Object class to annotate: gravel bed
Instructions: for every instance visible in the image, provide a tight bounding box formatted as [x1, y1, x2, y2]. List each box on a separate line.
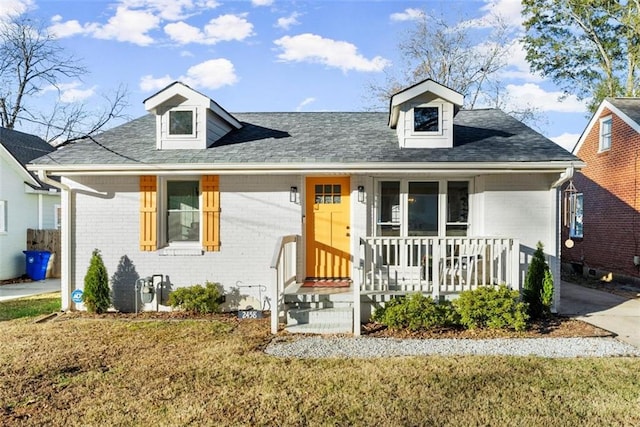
[265, 336, 640, 359]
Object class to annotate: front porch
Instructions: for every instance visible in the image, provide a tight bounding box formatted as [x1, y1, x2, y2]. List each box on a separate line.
[271, 235, 521, 336]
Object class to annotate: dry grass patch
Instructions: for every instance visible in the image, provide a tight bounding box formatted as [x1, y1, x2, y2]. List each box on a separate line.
[1, 314, 639, 426]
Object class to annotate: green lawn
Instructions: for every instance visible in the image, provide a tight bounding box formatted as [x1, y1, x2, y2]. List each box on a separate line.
[1, 313, 639, 426]
[0, 292, 60, 321]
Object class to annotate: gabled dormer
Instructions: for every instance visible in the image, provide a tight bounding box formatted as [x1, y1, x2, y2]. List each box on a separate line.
[388, 79, 463, 149]
[143, 82, 242, 150]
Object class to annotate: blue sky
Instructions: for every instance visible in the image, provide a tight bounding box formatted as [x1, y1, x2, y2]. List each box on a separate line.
[2, 0, 589, 150]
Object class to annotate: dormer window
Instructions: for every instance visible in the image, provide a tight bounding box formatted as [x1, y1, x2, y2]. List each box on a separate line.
[169, 109, 195, 136]
[414, 106, 440, 132]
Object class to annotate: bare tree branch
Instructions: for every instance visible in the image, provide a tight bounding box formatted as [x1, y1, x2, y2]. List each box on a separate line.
[0, 15, 129, 144]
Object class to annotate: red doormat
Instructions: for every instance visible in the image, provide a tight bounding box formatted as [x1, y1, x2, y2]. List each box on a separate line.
[302, 279, 352, 288]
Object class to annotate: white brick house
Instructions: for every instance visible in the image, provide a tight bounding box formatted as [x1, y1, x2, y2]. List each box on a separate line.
[29, 80, 583, 334]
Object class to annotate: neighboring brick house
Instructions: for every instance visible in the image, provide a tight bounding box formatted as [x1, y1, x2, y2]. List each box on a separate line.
[563, 98, 640, 284]
[29, 80, 582, 334]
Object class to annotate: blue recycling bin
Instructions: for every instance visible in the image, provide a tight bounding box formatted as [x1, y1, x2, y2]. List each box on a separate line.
[23, 250, 51, 281]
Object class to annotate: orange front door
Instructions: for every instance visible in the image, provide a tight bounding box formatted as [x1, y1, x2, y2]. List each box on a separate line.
[305, 177, 351, 278]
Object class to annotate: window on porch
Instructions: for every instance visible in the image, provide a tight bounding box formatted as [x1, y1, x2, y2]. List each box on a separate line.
[376, 180, 469, 238]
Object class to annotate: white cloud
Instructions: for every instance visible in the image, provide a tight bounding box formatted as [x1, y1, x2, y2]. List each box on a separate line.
[183, 58, 238, 89]
[499, 40, 544, 82]
[0, 0, 32, 20]
[45, 0, 220, 45]
[140, 74, 174, 92]
[140, 58, 238, 92]
[505, 83, 588, 113]
[296, 97, 315, 111]
[252, 0, 273, 6]
[550, 132, 580, 152]
[276, 12, 300, 30]
[120, 0, 219, 21]
[165, 13, 254, 45]
[462, 0, 523, 29]
[390, 8, 424, 22]
[41, 82, 96, 103]
[91, 6, 160, 45]
[49, 15, 86, 38]
[274, 33, 390, 73]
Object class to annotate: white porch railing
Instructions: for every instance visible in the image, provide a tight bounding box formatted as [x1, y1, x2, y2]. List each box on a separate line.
[359, 236, 520, 298]
[270, 234, 300, 334]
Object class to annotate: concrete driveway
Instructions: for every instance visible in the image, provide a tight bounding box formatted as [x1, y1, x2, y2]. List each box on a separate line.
[0, 279, 60, 302]
[560, 280, 640, 348]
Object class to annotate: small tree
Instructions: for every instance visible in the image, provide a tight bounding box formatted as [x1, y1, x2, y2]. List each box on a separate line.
[523, 242, 553, 318]
[83, 249, 110, 313]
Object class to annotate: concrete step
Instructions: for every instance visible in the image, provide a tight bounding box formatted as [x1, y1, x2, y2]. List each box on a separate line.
[286, 307, 353, 334]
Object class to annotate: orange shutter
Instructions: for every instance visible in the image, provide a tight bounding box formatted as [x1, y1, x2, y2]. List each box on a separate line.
[139, 176, 157, 251]
[202, 175, 220, 251]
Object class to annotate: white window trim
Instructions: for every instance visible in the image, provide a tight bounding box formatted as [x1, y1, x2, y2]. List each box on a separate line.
[0, 200, 7, 233]
[157, 176, 203, 252]
[598, 115, 612, 152]
[374, 178, 471, 237]
[166, 107, 197, 139]
[54, 204, 61, 230]
[411, 103, 443, 136]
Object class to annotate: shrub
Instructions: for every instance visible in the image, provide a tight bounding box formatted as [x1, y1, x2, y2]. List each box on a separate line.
[372, 293, 459, 331]
[83, 249, 111, 313]
[523, 242, 553, 318]
[168, 282, 223, 314]
[453, 284, 529, 331]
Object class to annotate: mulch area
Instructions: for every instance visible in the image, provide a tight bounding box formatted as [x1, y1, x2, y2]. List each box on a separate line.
[362, 316, 614, 339]
[48, 310, 614, 340]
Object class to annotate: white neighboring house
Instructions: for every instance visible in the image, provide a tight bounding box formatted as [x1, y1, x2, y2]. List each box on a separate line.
[28, 80, 583, 334]
[0, 127, 60, 280]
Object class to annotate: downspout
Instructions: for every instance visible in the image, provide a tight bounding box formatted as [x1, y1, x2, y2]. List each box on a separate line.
[37, 170, 73, 311]
[550, 166, 575, 314]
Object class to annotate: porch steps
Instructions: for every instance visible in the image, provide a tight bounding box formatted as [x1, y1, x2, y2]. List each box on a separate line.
[285, 307, 353, 334]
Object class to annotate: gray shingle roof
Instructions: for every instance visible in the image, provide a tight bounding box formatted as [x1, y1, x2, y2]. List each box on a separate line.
[0, 127, 56, 188]
[609, 98, 640, 125]
[30, 109, 578, 167]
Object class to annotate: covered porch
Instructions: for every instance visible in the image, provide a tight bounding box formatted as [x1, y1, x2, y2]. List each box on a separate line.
[271, 235, 521, 335]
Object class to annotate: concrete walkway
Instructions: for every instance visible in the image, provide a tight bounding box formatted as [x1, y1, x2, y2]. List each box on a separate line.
[560, 280, 640, 348]
[0, 279, 61, 302]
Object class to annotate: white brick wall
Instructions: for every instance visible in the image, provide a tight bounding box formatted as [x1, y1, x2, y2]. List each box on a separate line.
[68, 175, 302, 309]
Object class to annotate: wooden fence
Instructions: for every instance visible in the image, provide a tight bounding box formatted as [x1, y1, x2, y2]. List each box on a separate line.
[26, 229, 61, 278]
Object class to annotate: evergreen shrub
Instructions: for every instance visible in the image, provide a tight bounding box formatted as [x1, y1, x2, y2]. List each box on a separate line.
[372, 293, 459, 331]
[83, 249, 111, 313]
[168, 282, 223, 314]
[453, 284, 529, 331]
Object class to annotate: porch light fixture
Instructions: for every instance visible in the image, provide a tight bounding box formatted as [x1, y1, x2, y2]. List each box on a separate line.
[357, 185, 365, 203]
[290, 186, 298, 203]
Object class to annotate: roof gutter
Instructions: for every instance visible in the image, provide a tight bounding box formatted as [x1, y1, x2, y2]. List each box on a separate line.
[37, 169, 71, 191]
[550, 165, 575, 188]
[29, 160, 586, 176]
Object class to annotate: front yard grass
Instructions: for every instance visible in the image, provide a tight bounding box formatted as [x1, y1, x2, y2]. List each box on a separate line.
[0, 292, 60, 321]
[1, 314, 639, 426]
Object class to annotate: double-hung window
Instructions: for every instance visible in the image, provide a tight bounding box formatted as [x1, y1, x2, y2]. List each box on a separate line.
[167, 181, 200, 243]
[599, 116, 612, 152]
[139, 175, 220, 252]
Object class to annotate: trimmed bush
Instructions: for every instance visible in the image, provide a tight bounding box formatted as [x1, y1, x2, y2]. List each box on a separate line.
[372, 293, 459, 331]
[168, 282, 223, 314]
[83, 249, 111, 313]
[523, 242, 553, 318]
[453, 284, 529, 331]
